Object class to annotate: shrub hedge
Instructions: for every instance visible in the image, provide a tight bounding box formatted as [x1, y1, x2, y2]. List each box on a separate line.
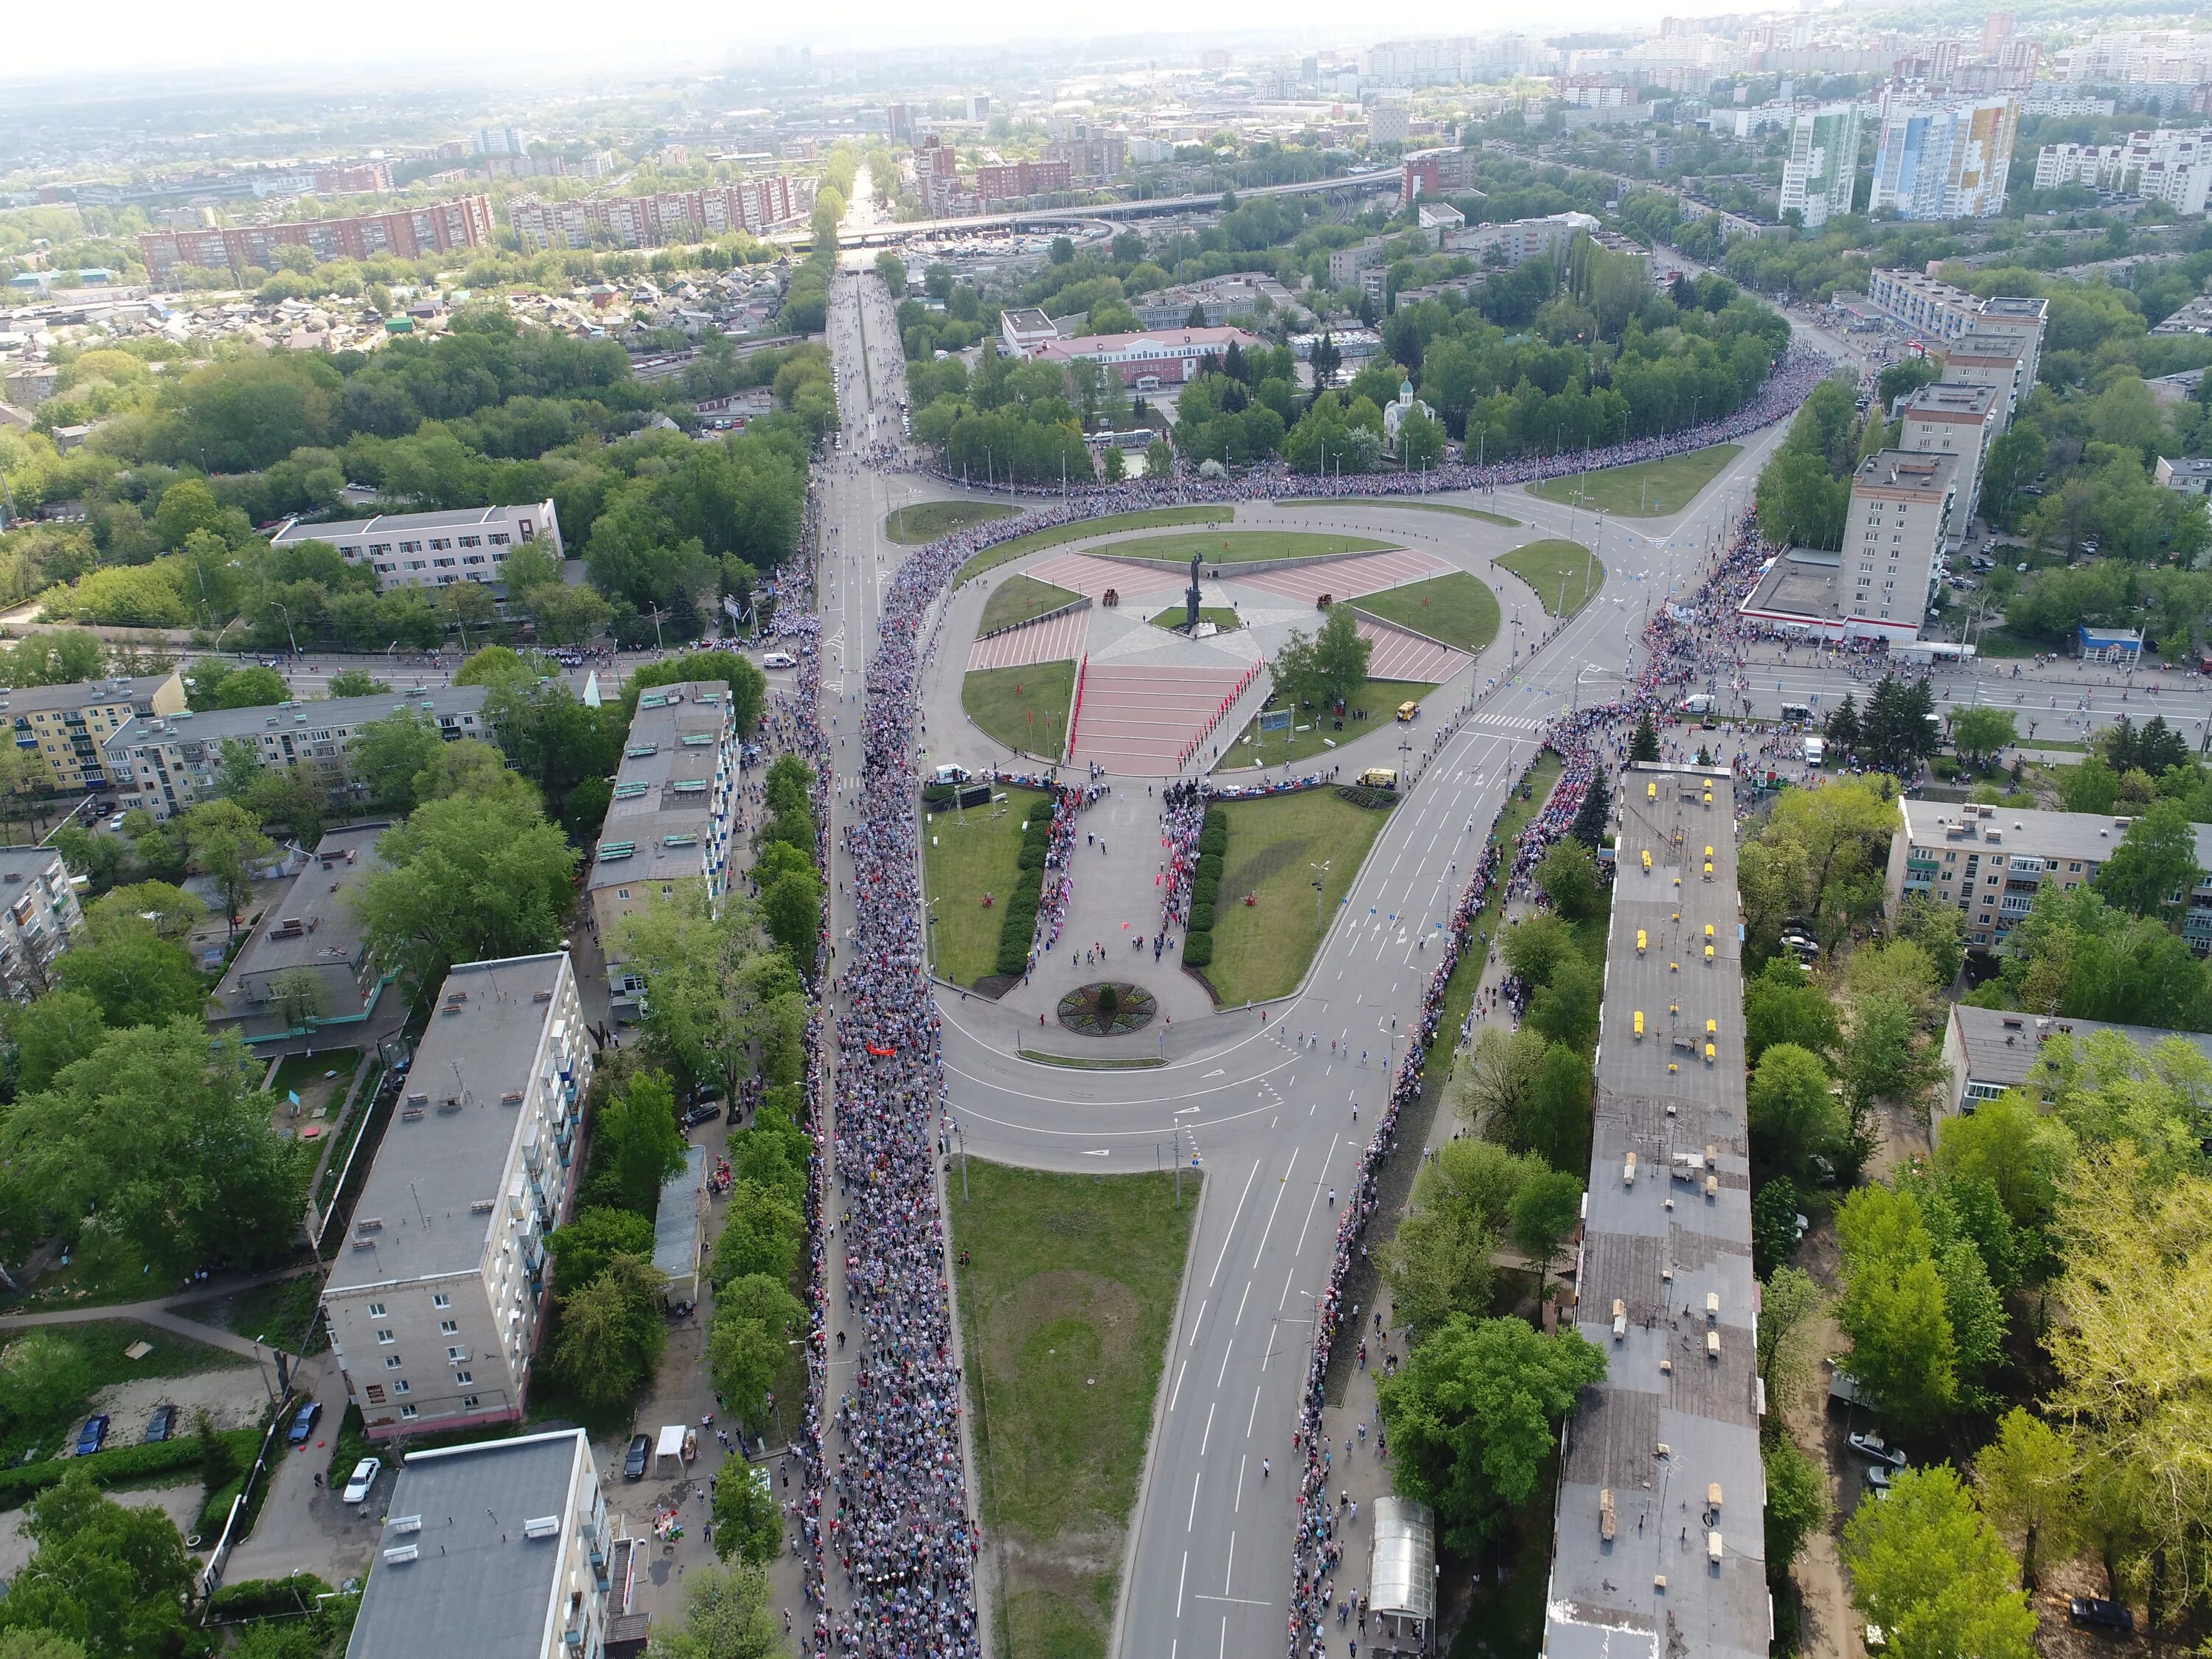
[1181, 808, 1230, 974]
[0, 1428, 257, 1508]
[1182, 932, 1214, 967]
[994, 801, 1056, 976]
[211, 1574, 334, 1620]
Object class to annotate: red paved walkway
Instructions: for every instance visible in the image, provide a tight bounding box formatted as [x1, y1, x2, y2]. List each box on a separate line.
[1356, 615, 1468, 684]
[1232, 548, 1448, 605]
[1070, 664, 1249, 773]
[967, 605, 1089, 671]
[1023, 552, 1180, 602]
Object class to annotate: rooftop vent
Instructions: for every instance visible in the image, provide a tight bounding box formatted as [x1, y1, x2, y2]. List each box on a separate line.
[389, 1515, 422, 1534]
[383, 1545, 419, 1565]
[355, 1217, 383, 1232]
[523, 1515, 560, 1540]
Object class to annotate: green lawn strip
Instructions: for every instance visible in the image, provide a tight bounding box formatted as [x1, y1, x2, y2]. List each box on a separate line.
[888, 501, 1020, 544]
[1094, 529, 1388, 566]
[980, 574, 1083, 636]
[1967, 627, 2041, 658]
[1018, 1051, 1164, 1070]
[1206, 790, 1394, 1005]
[314, 1061, 382, 1212]
[1356, 572, 1501, 655]
[952, 508, 1233, 585]
[922, 786, 1052, 987]
[1525, 442, 1740, 517]
[1221, 679, 1435, 772]
[963, 661, 1074, 761]
[1318, 748, 1562, 1411]
[1282, 498, 1520, 527]
[1497, 540, 1604, 619]
[952, 1162, 1197, 1659]
[1146, 606, 1243, 633]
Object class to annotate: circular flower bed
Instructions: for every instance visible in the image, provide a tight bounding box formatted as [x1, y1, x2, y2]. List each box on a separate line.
[1056, 981, 1157, 1036]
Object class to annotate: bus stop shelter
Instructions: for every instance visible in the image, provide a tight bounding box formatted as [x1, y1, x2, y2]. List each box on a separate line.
[1368, 1495, 1437, 1655]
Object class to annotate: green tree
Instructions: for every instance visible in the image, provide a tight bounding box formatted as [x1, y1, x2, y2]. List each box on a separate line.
[1835, 1184, 1958, 1421]
[547, 1206, 657, 1289]
[1534, 839, 1601, 922]
[1377, 1146, 1506, 1338]
[2093, 798, 2205, 925]
[0, 1332, 91, 1431]
[7, 991, 107, 1093]
[1378, 1315, 1607, 1550]
[181, 798, 277, 936]
[1520, 1044, 1593, 1174]
[649, 1563, 779, 1659]
[711, 1465, 782, 1565]
[1764, 1432, 1829, 1577]
[1948, 706, 2017, 769]
[1630, 712, 1659, 763]
[356, 793, 577, 992]
[1500, 911, 1576, 993]
[1842, 995, 1943, 1138]
[0, 1467, 192, 1659]
[613, 894, 804, 1105]
[0, 1022, 305, 1276]
[1508, 1169, 1583, 1297]
[1840, 1464, 2036, 1659]
[1744, 957, 1841, 1065]
[1451, 1024, 1548, 1141]
[325, 668, 391, 698]
[1526, 953, 1601, 1052]
[707, 1273, 804, 1423]
[552, 1254, 669, 1408]
[709, 1181, 804, 1288]
[757, 861, 823, 973]
[347, 709, 448, 812]
[1894, 892, 1966, 990]
[1756, 1265, 1823, 1414]
[1311, 602, 1374, 710]
[585, 1071, 688, 1218]
[1747, 1043, 1848, 1181]
[1973, 1408, 2078, 1590]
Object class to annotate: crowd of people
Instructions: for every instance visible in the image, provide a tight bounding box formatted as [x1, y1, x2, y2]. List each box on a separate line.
[914, 347, 1834, 509]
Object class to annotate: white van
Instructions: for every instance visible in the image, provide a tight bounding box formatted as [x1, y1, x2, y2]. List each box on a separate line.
[1680, 694, 1715, 715]
[761, 652, 797, 669]
[1804, 736, 1826, 767]
[932, 765, 973, 785]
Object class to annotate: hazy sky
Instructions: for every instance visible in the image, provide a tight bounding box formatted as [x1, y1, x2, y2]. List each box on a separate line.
[10, 0, 1688, 79]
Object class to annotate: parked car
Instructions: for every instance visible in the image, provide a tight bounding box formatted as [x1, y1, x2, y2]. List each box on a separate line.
[1849, 1433, 1908, 1467]
[288, 1400, 323, 1448]
[683, 1102, 723, 1128]
[1866, 1464, 1893, 1491]
[2069, 1599, 2134, 1633]
[143, 1405, 178, 1445]
[74, 1415, 110, 1457]
[624, 1433, 653, 1481]
[341, 1457, 381, 1504]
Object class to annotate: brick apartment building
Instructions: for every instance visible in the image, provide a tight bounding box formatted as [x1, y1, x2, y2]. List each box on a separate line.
[508, 178, 800, 251]
[138, 197, 494, 279]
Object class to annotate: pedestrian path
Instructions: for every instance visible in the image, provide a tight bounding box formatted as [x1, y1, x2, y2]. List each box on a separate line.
[1071, 664, 1248, 773]
[1234, 549, 1448, 606]
[965, 605, 1088, 672]
[1024, 552, 1181, 602]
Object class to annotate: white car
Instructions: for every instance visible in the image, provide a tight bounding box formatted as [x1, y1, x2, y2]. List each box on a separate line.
[341, 1456, 381, 1504]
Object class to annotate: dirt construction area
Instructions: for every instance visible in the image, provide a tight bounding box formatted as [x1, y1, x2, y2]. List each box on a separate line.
[91, 1366, 273, 1442]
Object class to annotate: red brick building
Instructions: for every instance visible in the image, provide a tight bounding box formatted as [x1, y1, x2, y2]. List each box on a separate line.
[139, 195, 493, 279]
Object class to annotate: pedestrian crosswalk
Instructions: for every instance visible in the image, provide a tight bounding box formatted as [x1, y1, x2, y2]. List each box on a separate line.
[1465, 712, 1547, 733]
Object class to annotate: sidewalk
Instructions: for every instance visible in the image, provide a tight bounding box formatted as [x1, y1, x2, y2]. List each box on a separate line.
[0, 1262, 323, 1363]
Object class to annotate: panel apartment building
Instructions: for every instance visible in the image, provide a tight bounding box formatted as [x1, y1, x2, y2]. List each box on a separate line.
[2034, 128, 2212, 216]
[104, 685, 490, 821]
[269, 501, 561, 591]
[1739, 450, 1958, 643]
[323, 953, 593, 1440]
[1897, 380, 2000, 535]
[346, 1430, 616, 1659]
[1869, 97, 2020, 220]
[585, 680, 740, 1009]
[508, 178, 801, 252]
[138, 197, 494, 279]
[208, 824, 394, 1046]
[1779, 104, 1863, 229]
[4, 670, 185, 794]
[0, 845, 86, 1003]
[1889, 799, 2212, 953]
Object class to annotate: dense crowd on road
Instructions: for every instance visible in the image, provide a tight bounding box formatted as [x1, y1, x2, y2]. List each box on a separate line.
[917, 347, 1833, 509]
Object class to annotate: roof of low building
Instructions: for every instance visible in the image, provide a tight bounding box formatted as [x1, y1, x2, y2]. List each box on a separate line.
[272, 501, 553, 544]
[1950, 1003, 2212, 1098]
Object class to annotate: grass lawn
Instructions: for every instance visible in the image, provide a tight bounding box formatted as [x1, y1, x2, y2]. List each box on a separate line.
[1526, 442, 1740, 517]
[1283, 498, 1519, 527]
[175, 1273, 327, 1356]
[981, 574, 1082, 634]
[953, 507, 1232, 585]
[922, 785, 1052, 987]
[1222, 680, 1436, 772]
[1967, 627, 2040, 658]
[1357, 572, 1501, 655]
[1497, 540, 1604, 618]
[964, 661, 1075, 761]
[952, 1161, 1197, 1659]
[1095, 529, 1389, 566]
[1146, 605, 1242, 633]
[887, 501, 1019, 544]
[1207, 790, 1394, 1004]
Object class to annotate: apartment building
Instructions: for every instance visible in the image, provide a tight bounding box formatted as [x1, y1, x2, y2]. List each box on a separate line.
[0, 845, 84, 1002]
[1449, 211, 1599, 272]
[345, 1429, 617, 1659]
[4, 671, 185, 794]
[1870, 97, 2019, 220]
[324, 953, 592, 1440]
[2034, 128, 2212, 215]
[1938, 1003, 2212, 1119]
[1780, 104, 1863, 229]
[1031, 326, 1265, 389]
[973, 161, 1071, 202]
[1888, 799, 2212, 953]
[587, 681, 739, 1009]
[1369, 102, 1413, 147]
[1399, 146, 1477, 206]
[1046, 128, 1126, 183]
[1130, 273, 1297, 330]
[137, 198, 494, 279]
[268, 501, 561, 591]
[2154, 455, 2212, 495]
[507, 179, 801, 253]
[1739, 450, 1956, 642]
[1938, 336, 2028, 432]
[1864, 268, 1983, 343]
[209, 824, 394, 1046]
[103, 685, 490, 821]
[1966, 298, 2048, 398]
[1898, 381, 1999, 535]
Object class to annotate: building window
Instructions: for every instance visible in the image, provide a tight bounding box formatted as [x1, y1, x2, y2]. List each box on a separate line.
[376, 1328, 394, 1343]
[365, 1385, 386, 1404]
[400, 1405, 417, 1420]
[462, 1395, 480, 1410]
[456, 1370, 473, 1385]
[392, 1380, 409, 1395]
[368, 1303, 386, 1317]
[440, 1320, 458, 1335]
[447, 1346, 465, 1361]
[384, 1354, 403, 1370]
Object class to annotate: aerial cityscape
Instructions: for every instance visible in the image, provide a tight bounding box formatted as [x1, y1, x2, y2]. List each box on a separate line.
[3, 6, 2212, 1659]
